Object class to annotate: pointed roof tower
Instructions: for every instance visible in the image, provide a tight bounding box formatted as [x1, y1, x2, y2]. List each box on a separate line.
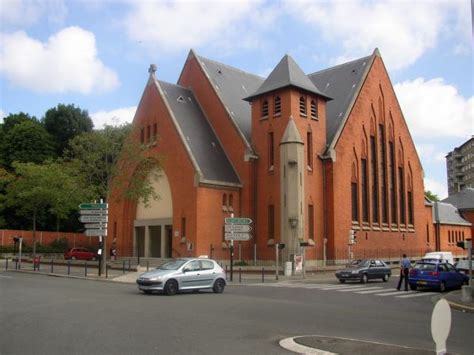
[244, 54, 331, 101]
[281, 116, 303, 145]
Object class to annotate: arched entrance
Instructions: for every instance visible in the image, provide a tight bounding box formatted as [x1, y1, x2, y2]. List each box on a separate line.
[134, 169, 173, 258]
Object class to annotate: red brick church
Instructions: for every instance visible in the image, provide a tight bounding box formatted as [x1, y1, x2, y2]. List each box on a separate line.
[108, 49, 470, 265]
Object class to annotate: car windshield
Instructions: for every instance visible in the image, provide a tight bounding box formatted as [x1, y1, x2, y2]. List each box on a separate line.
[349, 260, 369, 268]
[414, 263, 436, 271]
[157, 259, 188, 270]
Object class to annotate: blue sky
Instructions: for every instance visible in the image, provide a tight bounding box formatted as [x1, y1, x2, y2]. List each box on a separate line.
[0, 0, 472, 199]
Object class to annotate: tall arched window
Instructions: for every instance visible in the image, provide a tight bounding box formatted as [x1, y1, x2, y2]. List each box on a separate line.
[370, 134, 379, 224]
[351, 162, 359, 222]
[379, 124, 388, 224]
[307, 131, 313, 169]
[262, 99, 269, 117]
[310, 100, 318, 119]
[274, 96, 281, 115]
[299, 96, 306, 116]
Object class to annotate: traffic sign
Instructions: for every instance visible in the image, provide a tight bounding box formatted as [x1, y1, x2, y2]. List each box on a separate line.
[225, 232, 251, 241]
[79, 215, 108, 223]
[84, 223, 107, 229]
[225, 224, 252, 233]
[79, 209, 108, 215]
[85, 229, 107, 237]
[225, 217, 252, 225]
[79, 203, 108, 210]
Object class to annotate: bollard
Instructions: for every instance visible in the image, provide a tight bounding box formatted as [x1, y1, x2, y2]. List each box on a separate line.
[128, 259, 131, 271]
[239, 268, 241, 283]
[106, 264, 109, 279]
[122, 260, 125, 274]
[15, 259, 18, 270]
[51, 259, 54, 273]
[5, 258, 8, 270]
[68, 260, 71, 275]
[85, 262, 88, 277]
[147, 261, 149, 272]
[262, 267, 264, 283]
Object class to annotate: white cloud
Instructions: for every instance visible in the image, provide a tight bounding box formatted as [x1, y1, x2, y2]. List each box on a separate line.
[424, 177, 448, 200]
[0, 27, 119, 94]
[415, 144, 447, 164]
[124, 0, 267, 51]
[394, 78, 474, 139]
[0, 0, 67, 27]
[286, 0, 467, 70]
[90, 106, 137, 130]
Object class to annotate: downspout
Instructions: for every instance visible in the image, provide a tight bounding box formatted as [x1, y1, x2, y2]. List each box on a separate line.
[322, 157, 328, 267]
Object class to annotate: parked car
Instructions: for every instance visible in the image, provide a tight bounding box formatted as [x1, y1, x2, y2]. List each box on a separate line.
[335, 259, 391, 284]
[64, 247, 98, 261]
[421, 251, 454, 265]
[409, 262, 469, 292]
[136, 257, 226, 295]
[455, 260, 473, 276]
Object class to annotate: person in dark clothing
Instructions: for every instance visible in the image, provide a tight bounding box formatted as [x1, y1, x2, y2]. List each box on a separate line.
[397, 254, 411, 291]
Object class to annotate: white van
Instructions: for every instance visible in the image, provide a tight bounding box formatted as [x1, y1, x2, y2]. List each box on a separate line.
[422, 251, 454, 265]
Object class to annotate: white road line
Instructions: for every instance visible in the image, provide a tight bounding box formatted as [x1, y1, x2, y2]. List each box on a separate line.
[0, 275, 13, 279]
[396, 292, 438, 298]
[337, 286, 383, 292]
[320, 285, 368, 291]
[356, 288, 392, 294]
[376, 290, 417, 296]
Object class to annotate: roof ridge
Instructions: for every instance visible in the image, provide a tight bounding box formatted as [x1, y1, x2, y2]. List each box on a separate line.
[308, 54, 373, 77]
[159, 80, 192, 91]
[196, 54, 265, 80]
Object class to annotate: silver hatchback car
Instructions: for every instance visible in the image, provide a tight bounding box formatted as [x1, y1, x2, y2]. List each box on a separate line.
[136, 257, 226, 295]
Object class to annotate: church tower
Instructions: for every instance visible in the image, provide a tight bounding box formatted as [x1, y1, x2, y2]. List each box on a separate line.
[245, 55, 331, 262]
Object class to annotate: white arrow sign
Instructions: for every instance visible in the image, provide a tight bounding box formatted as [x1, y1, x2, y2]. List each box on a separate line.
[225, 232, 251, 241]
[79, 209, 108, 215]
[84, 223, 107, 229]
[85, 229, 108, 237]
[79, 215, 108, 223]
[225, 224, 252, 233]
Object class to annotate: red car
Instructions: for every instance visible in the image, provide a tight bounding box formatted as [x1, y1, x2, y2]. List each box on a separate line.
[64, 247, 98, 261]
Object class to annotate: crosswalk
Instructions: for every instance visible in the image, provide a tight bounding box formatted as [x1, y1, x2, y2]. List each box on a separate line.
[244, 282, 438, 299]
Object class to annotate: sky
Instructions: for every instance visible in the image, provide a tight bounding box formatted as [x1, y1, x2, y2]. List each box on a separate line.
[0, 0, 472, 199]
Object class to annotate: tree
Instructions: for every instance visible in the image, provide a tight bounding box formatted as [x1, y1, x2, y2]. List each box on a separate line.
[43, 104, 93, 156]
[1, 120, 56, 168]
[425, 190, 440, 202]
[4, 161, 94, 255]
[0, 168, 15, 228]
[2, 112, 38, 132]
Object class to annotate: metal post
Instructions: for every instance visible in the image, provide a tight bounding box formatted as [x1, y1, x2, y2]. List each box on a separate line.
[128, 259, 131, 271]
[15, 258, 18, 270]
[230, 241, 234, 282]
[302, 247, 306, 279]
[254, 243, 257, 266]
[18, 238, 22, 270]
[5, 258, 8, 270]
[68, 260, 71, 275]
[123, 260, 125, 274]
[262, 267, 264, 283]
[51, 259, 54, 273]
[147, 261, 149, 272]
[275, 243, 279, 281]
[85, 262, 88, 277]
[106, 263, 109, 279]
[239, 267, 241, 283]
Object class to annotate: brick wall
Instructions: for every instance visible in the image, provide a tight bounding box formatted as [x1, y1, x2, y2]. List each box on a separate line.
[0, 229, 96, 248]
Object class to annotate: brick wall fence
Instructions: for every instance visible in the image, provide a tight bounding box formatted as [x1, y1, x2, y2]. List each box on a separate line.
[0, 229, 97, 249]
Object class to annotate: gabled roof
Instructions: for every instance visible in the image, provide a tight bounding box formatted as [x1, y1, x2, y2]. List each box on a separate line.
[441, 187, 474, 210]
[433, 202, 471, 226]
[158, 80, 241, 187]
[308, 54, 373, 149]
[244, 54, 330, 101]
[195, 54, 263, 143]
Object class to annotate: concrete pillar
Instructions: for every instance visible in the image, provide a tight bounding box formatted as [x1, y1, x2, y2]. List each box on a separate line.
[144, 225, 150, 257]
[161, 225, 166, 258]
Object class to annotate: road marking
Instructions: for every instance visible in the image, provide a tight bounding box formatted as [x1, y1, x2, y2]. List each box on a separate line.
[356, 288, 392, 294]
[320, 285, 368, 290]
[337, 286, 383, 292]
[376, 290, 417, 296]
[396, 292, 438, 298]
[0, 275, 13, 279]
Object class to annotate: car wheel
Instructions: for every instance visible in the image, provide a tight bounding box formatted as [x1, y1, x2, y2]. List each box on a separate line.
[213, 279, 225, 294]
[439, 281, 446, 293]
[164, 280, 178, 296]
[339, 279, 346, 284]
[382, 274, 389, 282]
[410, 284, 417, 291]
[361, 274, 368, 284]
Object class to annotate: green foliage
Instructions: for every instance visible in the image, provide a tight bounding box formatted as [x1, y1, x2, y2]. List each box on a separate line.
[233, 260, 249, 266]
[425, 190, 440, 202]
[43, 104, 93, 156]
[2, 112, 38, 132]
[0, 237, 69, 253]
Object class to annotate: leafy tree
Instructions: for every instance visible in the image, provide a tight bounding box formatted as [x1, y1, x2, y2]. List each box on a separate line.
[425, 190, 440, 202]
[1, 120, 56, 168]
[0, 168, 15, 228]
[4, 161, 94, 255]
[43, 104, 93, 156]
[2, 112, 38, 132]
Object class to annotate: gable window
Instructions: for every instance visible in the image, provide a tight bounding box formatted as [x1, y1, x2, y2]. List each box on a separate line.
[268, 204, 275, 240]
[140, 128, 145, 144]
[370, 135, 379, 223]
[399, 167, 406, 225]
[310, 100, 318, 119]
[262, 99, 269, 118]
[147, 125, 151, 142]
[299, 96, 307, 116]
[379, 125, 388, 224]
[389, 141, 397, 224]
[361, 159, 369, 223]
[274, 96, 281, 115]
[307, 131, 313, 170]
[153, 123, 158, 141]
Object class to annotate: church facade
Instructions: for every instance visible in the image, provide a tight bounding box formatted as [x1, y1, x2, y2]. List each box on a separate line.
[108, 49, 468, 264]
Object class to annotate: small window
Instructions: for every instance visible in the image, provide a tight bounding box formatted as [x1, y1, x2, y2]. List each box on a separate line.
[274, 96, 281, 115]
[299, 96, 306, 116]
[147, 125, 151, 142]
[201, 260, 214, 270]
[262, 99, 269, 117]
[140, 128, 145, 143]
[186, 260, 201, 271]
[153, 124, 157, 140]
[310, 100, 318, 119]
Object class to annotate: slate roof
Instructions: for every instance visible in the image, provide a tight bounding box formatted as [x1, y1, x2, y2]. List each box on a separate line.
[244, 54, 330, 101]
[308, 55, 373, 148]
[433, 202, 471, 225]
[441, 187, 474, 210]
[158, 80, 241, 186]
[196, 55, 264, 143]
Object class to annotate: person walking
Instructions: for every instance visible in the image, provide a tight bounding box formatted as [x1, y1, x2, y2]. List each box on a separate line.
[397, 254, 411, 291]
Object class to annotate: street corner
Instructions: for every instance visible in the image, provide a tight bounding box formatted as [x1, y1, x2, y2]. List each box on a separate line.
[279, 335, 434, 355]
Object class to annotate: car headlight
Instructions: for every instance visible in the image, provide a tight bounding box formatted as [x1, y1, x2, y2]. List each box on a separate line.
[351, 270, 360, 274]
[149, 276, 162, 281]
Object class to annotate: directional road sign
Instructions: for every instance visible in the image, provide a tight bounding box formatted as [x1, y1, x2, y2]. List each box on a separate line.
[225, 224, 252, 233]
[79, 215, 108, 223]
[84, 223, 108, 229]
[79, 209, 108, 215]
[85, 229, 107, 237]
[225, 232, 251, 241]
[79, 203, 108, 210]
[225, 217, 252, 225]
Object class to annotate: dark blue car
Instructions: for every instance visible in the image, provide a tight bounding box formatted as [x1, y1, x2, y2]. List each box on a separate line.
[409, 262, 468, 292]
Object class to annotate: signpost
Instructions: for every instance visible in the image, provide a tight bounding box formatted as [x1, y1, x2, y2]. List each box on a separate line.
[224, 232, 251, 241]
[224, 224, 252, 233]
[224, 216, 253, 281]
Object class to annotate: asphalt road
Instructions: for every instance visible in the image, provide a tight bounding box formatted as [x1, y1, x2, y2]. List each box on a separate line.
[1, 271, 472, 355]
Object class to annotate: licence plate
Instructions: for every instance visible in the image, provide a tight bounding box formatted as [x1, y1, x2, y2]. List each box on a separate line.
[417, 281, 427, 285]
